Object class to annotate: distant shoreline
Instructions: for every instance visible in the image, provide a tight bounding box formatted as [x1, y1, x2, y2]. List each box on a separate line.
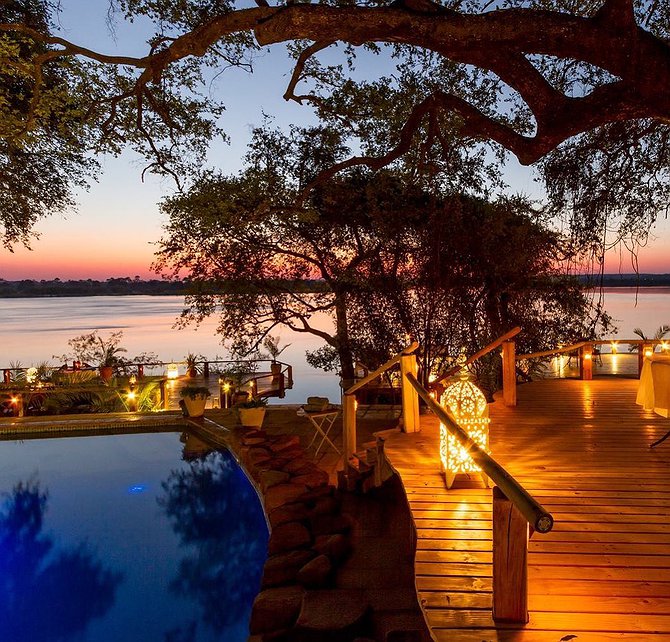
[1, 275, 670, 297]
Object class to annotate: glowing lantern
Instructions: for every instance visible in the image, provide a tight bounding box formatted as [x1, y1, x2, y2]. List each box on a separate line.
[26, 367, 38, 384]
[439, 355, 490, 489]
[166, 363, 179, 379]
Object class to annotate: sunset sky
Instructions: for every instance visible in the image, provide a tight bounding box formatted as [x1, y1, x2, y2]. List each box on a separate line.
[2, 1, 670, 280]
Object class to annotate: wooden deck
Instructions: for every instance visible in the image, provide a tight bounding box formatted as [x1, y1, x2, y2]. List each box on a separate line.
[383, 378, 670, 642]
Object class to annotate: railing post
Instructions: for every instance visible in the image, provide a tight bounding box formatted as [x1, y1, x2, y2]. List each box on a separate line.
[639, 343, 653, 377]
[492, 486, 529, 624]
[400, 353, 420, 433]
[203, 361, 210, 378]
[580, 344, 593, 380]
[342, 393, 357, 463]
[502, 340, 517, 407]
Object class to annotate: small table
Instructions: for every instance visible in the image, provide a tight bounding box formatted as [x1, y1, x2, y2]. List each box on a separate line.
[298, 407, 341, 457]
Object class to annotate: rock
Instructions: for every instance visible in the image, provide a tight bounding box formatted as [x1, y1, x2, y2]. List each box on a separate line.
[276, 447, 305, 461]
[311, 513, 353, 536]
[245, 429, 268, 440]
[248, 447, 273, 466]
[297, 485, 334, 504]
[268, 504, 310, 528]
[262, 550, 315, 587]
[268, 521, 312, 555]
[312, 533, 351, 563]
[292, 469, 329, 490]
[265, 483, 308, 511]
[265, 458, 291, 471]
[283, 458, 314, 474]
[250, 585, 305, 634]
[308, 496, 340, 518]
[296, 554, 332, 588]
[261, 470, 290, 492]
[242, 436, 268, 446]
[296, 589, 370, 633]
[269, 435, 301, 453]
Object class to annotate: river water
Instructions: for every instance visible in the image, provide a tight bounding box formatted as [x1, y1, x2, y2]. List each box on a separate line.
[1, 288, 668, 401]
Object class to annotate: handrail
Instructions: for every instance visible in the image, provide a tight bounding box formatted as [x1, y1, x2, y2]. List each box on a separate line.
[516, 338, 669, 361]
[405, 372, 554, 534]
[516, 342, 587, 360]
[345, 341, 419, 395]
[433, 327, 522, 385]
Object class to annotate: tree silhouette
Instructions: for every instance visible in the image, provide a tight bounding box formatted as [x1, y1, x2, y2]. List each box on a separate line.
[0, 479, 122, 642]
[159, 449, 268, 634]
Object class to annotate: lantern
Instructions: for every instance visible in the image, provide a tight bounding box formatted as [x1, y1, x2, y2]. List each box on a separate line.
[166, 363, 179, 379]
[26, 367, 38, 384]
[439, 355, 490, 489]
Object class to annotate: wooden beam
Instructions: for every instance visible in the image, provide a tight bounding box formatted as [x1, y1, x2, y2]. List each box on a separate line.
[342, 393, 357, 463]
[502, 340, 517, 407]
[400, 352, 420, 433]
[492, 486, 529, 624]
[580, 344, 593, 380]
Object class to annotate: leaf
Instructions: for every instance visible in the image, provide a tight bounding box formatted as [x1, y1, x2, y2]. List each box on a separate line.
[560, 635, 578, 641]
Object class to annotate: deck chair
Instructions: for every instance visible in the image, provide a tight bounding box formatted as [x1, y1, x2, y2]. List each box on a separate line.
[297, 396, 341, 457]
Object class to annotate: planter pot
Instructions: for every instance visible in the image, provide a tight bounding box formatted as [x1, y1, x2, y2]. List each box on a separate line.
[270, 362, 282, 376]
[238, 407, 266, 428]
[99, 366, 114, 382]
[186, 366, 197, 378]
[183, 395, 208, 418]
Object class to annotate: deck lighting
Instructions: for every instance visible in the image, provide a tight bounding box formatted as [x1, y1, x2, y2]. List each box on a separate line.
[645, 347, 654, 359]
[166, 363, 179, 379]
[439, 354, 490, 489]
[26, 367, 37, 384]
[584, 352, 592, 361]
[610, 342, 618, 354]
[129, 374, 137, 386]
[662, 342, 669, 353]
[127, 391, 136, 400]
[10, 396, 18, 404]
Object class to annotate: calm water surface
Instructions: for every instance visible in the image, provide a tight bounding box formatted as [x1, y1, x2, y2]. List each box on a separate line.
[0, 431, 268, 642]
[1, 289, 669, 398]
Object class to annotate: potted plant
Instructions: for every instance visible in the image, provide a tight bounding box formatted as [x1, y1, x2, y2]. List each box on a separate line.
[180, 386, 211, 418]
[262, 335, 291, 376]
[237, 396, 267, 428]
[184, 353, 202, 378]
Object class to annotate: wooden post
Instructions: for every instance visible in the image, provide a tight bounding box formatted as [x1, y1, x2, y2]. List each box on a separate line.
[492, 486, 529, 623]
[342, 393, 357, 463]
[580, 344, 593, 380]
[203, 361, 210, 378]
[639, 343, 653, 377]
[502, 340, 517, 407]
[400, 353, 420, 433]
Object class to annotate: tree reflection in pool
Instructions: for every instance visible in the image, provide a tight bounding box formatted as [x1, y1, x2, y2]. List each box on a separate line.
[159, 449, 269, 640]
[0, 433, 268, 642]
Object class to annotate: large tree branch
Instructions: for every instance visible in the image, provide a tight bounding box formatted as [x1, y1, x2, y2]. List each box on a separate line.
[3, 1, 669, 168]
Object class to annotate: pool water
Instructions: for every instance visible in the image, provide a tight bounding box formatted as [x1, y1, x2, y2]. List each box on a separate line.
[0, 431, 269, 642]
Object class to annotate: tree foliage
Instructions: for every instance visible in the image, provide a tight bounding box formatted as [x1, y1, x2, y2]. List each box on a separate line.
[2, 0, 670, 256]
[155, 125, 606, 388]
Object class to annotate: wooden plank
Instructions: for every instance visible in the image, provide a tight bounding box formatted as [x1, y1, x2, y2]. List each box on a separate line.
[383, 377, 670, 641]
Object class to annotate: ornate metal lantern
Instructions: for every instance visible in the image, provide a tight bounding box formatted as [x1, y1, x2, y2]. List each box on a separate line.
[439, 355, 490, 489]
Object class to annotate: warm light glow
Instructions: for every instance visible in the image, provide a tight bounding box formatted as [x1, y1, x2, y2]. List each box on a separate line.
[10, 396, 18, 404]
[610, 342, 618, 354]
[584, 353, 592, 361]
[645, 348, 653, 358]
[611, 353, 619, 376]
[439, 359, 490, 489]
[127, 391, 136, 400]
[662, 342, 669, 353]
[166, 363, 179, 379]
[222, 382, 231, 392]
[129, 374, 137, 386]
[26, 367, 37, 384]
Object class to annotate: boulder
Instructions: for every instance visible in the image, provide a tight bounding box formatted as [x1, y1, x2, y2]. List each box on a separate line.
[268, 521, 312, 555]
[269, 435, 301, 453]
[308, 496, 340, 518]
[262, 549, 315, 587]
[311, 513, 354, 536]
[312, 533, 351, 563]
[265, 483, 308, 511]
[292, 469, 329, 490]
[249, 585, 305, 634]
[283, 458, 314, 474]
[296, 554, 332, 588]
[295, 589, 370, 633]
[261, 470, 290, 492]
[268, 503, 311, 528]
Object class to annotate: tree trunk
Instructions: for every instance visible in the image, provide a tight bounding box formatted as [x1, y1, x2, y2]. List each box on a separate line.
[334, 292, 356, 390]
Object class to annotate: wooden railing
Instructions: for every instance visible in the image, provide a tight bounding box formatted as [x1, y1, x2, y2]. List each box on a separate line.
[342, 342, 419, 462]
[503, 338, 668, 407]
[404, 371, 553, 623]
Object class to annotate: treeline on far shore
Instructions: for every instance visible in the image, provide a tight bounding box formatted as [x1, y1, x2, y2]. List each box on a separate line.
[0, 277, 330, 298]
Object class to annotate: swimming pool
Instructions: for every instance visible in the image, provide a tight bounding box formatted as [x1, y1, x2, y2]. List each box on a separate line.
[0, 430, 268, 642]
